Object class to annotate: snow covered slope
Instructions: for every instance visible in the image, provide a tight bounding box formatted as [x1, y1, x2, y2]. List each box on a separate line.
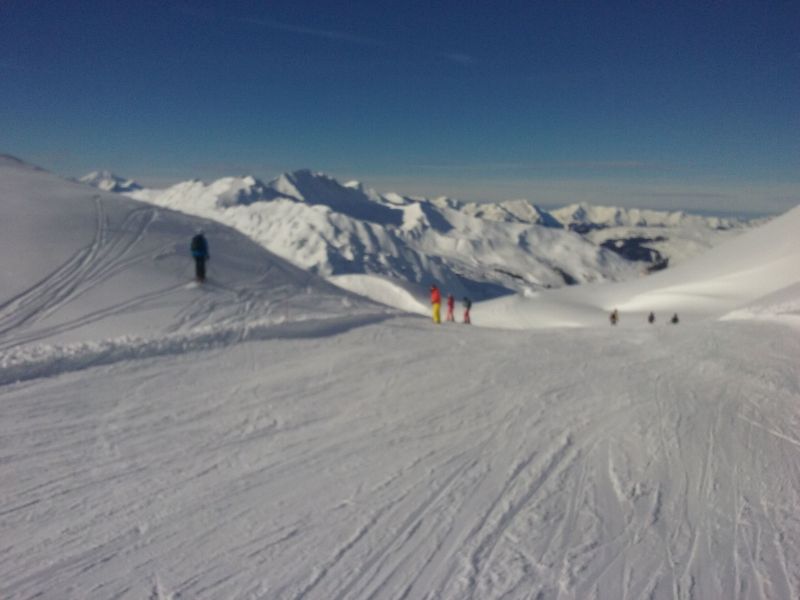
[3, 316, 800, 599]
[478, 204, 800, 329]
[0, 157, 384, 354]
[2, 156, 800, 599]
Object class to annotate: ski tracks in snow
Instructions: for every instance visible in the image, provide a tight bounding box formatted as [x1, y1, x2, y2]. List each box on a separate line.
[2, 319, 800, 598]
[0, 198, 161, 349]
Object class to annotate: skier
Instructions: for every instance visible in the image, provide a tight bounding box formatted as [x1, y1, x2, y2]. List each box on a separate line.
[648, 311, 655, 324]
[446, 294, 455, 322]
[670, 313, 680, 324]
[609, 309, 619, 326]
[430, 284, 441, 324]
[190, 231, 209, 282]
[463, 297, 472, 324]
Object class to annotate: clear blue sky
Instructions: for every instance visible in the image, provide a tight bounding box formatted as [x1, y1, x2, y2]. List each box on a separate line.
[2, 0, 798, 214]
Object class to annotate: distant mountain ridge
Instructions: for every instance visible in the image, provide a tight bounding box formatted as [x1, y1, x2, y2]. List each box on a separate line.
[79, 171, 142, 193]
[79, 167, 761, 303]
[550, 202, 745, 232]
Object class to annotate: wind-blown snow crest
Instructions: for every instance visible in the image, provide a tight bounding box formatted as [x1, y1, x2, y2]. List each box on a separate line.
[0, 312, 392, 386]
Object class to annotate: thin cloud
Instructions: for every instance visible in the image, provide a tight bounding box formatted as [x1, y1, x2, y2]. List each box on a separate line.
[175, 5, 473, 58]
[174, 3, 382, 46]
[233, 16, 385, 47]
[558, 160, 653, 170]
[640, 191, 733, 200]
[409, 160, 662, 172]
[441, 52, 476, 65]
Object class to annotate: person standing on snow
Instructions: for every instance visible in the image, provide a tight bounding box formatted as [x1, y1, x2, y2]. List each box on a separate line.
[430, 284, 442, 324]
[190, 231, 209, 282]
[463, 297, 472, 324]
[446, 294, 455, 322]
[648, 311, 655, 324]
[609, 309, 619, 325]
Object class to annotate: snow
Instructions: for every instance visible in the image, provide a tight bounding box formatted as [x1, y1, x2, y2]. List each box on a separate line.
[328, 274, 429, 315]
[2, 157, 800, 598]
[4, 319, 800, 598]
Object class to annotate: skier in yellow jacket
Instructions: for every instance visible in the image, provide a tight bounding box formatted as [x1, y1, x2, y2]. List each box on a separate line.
[430, 284, 441, 324]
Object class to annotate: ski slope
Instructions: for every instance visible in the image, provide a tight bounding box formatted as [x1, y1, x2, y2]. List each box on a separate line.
[2, 157, 800, 599]
[3, 318, 800, 599]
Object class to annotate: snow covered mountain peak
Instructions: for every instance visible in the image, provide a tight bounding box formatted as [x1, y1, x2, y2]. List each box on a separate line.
[79, 170, 142, 193]
[461, 198, 562, 227]
[270, 169, 361, 203]
[550, 202, 745, 231]
[267, 169, 403, 225]
[205, 174, 275, 207]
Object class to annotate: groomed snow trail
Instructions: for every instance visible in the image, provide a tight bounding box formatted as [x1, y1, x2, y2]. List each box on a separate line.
[2, 317, 799, 599]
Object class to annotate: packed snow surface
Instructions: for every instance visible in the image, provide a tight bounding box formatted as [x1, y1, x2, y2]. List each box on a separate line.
[4, 319, 800, 599]
[2, 156, 800, 599]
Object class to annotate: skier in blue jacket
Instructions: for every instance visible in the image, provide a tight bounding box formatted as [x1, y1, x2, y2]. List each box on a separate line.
[190, 232, 209, 282]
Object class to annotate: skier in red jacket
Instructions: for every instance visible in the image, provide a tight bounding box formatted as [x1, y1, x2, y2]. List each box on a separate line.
[446, 294, 455, 322]
[430, 285, 441, 324]
[463, 297, 472, 324]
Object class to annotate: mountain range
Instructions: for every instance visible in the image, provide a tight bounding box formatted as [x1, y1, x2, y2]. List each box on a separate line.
[82, 169, 760, 307]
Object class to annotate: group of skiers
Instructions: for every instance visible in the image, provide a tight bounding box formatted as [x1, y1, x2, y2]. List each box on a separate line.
[430, 284, 471, 325]
[610, 308, 679, 326]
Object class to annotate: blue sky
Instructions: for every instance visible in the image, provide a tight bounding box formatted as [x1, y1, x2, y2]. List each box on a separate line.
[1, 0, 798, 214]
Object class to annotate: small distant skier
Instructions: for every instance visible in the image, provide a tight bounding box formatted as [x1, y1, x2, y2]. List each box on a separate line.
[463, 297, 472, 324]
[670, 313, 679, 324]
[648, 311, 655, 324]
[190, 231, 209, 282]
[609, 309, 619, 326]
[446, 294, 455, 322]
[430, 284, 441, 324]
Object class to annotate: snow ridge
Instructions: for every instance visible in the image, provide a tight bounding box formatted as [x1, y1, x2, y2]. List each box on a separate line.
[0, 313, 392, 386]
